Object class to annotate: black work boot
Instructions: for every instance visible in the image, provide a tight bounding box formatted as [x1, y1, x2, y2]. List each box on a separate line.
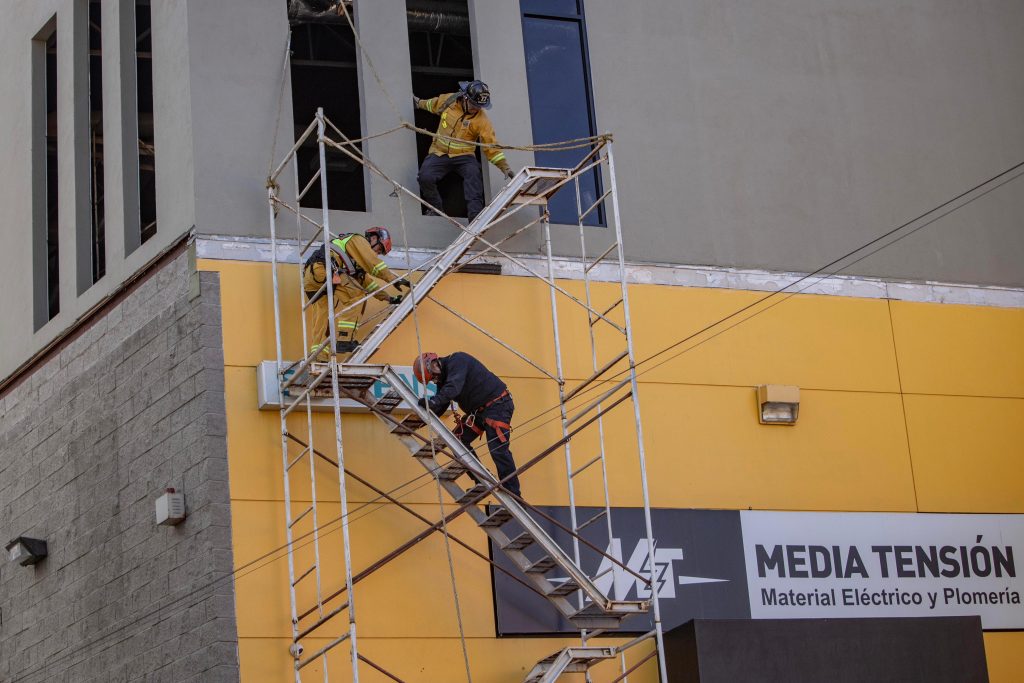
[336, 340, 359, 353]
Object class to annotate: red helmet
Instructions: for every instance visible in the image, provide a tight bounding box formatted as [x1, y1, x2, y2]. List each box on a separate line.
[365, 226, 392, 255]
[412, 352, 440, 383]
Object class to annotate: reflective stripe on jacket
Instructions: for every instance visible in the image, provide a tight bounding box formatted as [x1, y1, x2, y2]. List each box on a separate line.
[417, 93, 507, 167]
[328, 234, 397, 302]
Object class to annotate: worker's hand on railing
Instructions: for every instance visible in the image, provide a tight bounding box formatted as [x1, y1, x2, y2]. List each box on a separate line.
[393, 277, 410, 291]
[504, 167, 516, 180]
[413, 96, 422, 108]
[388, 295, 404, 305]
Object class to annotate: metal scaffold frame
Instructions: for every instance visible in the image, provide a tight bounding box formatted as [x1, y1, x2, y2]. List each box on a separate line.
[265, 108, 668, 683]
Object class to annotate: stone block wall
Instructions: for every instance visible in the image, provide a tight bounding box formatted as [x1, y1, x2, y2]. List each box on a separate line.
[0, 248, 239, 682]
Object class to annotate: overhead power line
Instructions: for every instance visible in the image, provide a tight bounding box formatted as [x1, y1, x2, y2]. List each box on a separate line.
[12, 160, 1022, 683]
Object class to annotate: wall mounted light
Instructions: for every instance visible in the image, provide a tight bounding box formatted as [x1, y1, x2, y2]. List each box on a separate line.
[5, 537, 48, 566]
[156, 488, 186, 526]
[757, 384, 800, 425]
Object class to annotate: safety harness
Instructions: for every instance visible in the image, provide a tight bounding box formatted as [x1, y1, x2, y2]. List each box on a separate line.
[303, 234, 364, 303]
[453, 389, 511, 442]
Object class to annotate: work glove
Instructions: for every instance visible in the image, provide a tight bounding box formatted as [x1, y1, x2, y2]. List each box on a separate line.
[388, 295, 404, 305]
[417, 396, 431, 412]
[393, 277, 410, 291]
[413, 96, 422, 108]
[503, 167, 516, 180]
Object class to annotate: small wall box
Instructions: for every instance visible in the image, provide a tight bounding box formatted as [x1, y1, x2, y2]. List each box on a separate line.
[757, 384, 800, 425]
[156, 489, 186, 525]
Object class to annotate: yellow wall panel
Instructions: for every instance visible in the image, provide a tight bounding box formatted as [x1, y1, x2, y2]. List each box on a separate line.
[904, 394, 1024, 512]
[239, 636, 656, 683]
[637, 384, 916, 511]
[627, 284, 901, 392]
[890, 300, 1024, 398]
[206, 258, 1024, 682]
[232, 499, 498, 639]
[985, 632, 1024, 683]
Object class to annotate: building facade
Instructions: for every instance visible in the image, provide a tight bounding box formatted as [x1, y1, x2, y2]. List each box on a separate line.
[2, 0, 1022, 681]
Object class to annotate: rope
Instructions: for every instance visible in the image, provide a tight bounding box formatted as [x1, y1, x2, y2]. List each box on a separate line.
[400, 120, 611, 153]
[339, 1, 406, 125]
[397, 182, 473, 682]
[266, 31, 293, 188]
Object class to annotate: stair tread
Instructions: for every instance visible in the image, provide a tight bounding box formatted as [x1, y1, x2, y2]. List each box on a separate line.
[436, 462, 467, 481]
[478, 507, 512, 527]
[524, 555, 557, 573]
[502, 532, 535, 551]
[412, 438, 449, 458]
[455, 484, 489, 505]
[545, 579, 581, 597]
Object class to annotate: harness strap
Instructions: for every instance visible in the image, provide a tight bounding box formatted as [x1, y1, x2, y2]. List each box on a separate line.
[479, 389, 509, 411]
[483, 418, 511, 443]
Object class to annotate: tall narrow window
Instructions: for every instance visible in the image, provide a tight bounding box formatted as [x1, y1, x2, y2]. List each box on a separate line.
[520, 0, 603, 225]
[46, 30, 60, 318]
[406, 0, 476, 218]
[33, 25, 61, 327]
[136, 0, 156, 243]
[89, 1, 105, 281]
[287, 0, 366, 211]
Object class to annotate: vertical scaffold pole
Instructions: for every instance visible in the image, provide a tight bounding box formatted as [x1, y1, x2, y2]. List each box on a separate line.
[542, 211, 584, 616]
[292, 156, 329, 668]
[607, 141, 668, 683]
[574, 171, 620, 682]
[316, 107, 361, 682]
[268, 181, 303, 683]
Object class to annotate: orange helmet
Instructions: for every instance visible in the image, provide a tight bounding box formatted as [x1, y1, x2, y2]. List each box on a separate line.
[412, 352, 440, 383]
[365, 226, 392, 255]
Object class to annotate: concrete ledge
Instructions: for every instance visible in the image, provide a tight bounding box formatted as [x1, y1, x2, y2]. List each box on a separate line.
[196, 234, 1024, 309]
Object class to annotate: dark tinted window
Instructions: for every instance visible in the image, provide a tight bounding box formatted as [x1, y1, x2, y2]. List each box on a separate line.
[136, 1, 157, 243]
[89, 1, 105, 282]
[406, 0, 476, 218]
[521, 0, 578, 16]
[46, 30, 60, 318]
[289, 1, 367, 211]
[521, 4, 602, 225]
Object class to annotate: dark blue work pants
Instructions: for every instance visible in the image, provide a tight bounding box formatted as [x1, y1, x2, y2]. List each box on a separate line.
[417, 154, 485, 221]
[459, 396, 520, 497]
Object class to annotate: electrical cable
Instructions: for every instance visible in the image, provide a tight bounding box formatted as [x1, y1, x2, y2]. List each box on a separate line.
[19, 49, 1023, 679]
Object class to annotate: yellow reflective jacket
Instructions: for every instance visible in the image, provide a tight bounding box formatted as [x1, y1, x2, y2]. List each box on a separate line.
[304, 234, 397, 303]
[417, 93, 509, 170]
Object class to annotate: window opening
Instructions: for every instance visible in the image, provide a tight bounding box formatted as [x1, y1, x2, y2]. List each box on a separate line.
[44, 29, 60, 320]
[521, 0, 604, 225]
[287, 0, 367, 211]
[406, 0, 476, 217]
[136, 0, 156, 244]
[89, 1, 105, 281]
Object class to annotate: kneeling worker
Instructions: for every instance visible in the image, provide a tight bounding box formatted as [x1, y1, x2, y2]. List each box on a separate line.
[413, 351, 521, 497]
[414, 80, 515, 221]
[303, 227, 407, 359]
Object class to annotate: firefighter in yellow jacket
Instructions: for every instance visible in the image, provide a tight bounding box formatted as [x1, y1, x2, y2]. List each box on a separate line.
[302, 227, 407, 359]
[414, 80, 515, 221]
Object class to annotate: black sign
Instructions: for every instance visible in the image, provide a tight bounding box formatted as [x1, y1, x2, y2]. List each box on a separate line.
[491, 507, 750, 634]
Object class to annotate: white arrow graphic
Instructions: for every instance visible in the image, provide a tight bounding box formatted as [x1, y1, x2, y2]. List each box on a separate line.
[677, 576, 730, 585]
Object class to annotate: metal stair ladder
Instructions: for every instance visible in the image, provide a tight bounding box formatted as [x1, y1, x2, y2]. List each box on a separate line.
[348, 167, 573, 364]
[330, 363, 649, 630]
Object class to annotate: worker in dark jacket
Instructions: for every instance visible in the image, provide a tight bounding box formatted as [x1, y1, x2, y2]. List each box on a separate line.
[412, 351, 521, 497]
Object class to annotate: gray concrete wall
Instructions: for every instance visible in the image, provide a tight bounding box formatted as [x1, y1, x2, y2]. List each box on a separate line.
[0, 0, 196, 380]
[0, 251, 239, 682]
[583, 0, 1024, 285]
[186, 0, 1024, 289]
[4, 0, 1023, 377]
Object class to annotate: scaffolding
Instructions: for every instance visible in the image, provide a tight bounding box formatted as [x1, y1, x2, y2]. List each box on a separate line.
[265, 109, 668, 682]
